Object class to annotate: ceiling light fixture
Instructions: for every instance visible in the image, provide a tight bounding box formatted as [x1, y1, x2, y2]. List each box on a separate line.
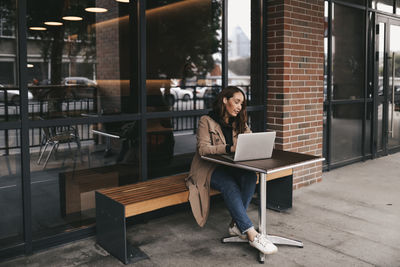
[29, 26, 47, 31]
[62, 16, 83, 21]
[85, 7, 108, 13]
[44, 21, 63, 26]
[27, 64, 34, 68]
[116, 0, 129, 3]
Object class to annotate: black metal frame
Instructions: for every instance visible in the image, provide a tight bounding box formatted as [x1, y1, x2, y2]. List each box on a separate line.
[0, 0, 269, 260]
[95, 192, 148, 264]
[374, 14, 400, 157]
[325, 0, 370, 169]
[324, 0, 400, 171]
[17, 0, 32, 256]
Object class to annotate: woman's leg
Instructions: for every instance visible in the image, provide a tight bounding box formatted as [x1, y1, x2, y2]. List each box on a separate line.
[229, 168, 257, 210]
[210, 166, 254, 233]
[223, 168, 257, 214]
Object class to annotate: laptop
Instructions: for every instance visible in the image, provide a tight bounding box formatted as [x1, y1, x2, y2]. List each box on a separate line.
[221, 131, 276, 162]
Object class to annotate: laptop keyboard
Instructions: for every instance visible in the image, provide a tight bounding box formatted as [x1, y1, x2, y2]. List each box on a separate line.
[220, 154, 235, 161]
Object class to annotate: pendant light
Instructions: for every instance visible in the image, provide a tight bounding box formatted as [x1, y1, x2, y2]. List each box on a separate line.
[85, 7, 108, 13]
[62, 1, 83, 21]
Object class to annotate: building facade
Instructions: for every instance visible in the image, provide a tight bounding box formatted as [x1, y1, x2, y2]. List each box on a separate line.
[1, 0, 399, 261]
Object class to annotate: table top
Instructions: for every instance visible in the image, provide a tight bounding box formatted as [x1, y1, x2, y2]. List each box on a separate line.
[202, 150, 324, 174]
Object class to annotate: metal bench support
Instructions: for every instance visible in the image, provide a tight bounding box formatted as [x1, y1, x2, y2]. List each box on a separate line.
[95, 192, 148, 264]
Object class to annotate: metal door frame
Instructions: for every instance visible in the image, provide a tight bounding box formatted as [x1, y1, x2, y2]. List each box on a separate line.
[374, 15, 400, 157]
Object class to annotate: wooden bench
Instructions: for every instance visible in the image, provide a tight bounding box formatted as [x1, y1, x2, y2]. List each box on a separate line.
[95, 169, 293, 264]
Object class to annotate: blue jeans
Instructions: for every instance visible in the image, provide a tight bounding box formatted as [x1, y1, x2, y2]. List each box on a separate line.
[210, 165, 257, 233]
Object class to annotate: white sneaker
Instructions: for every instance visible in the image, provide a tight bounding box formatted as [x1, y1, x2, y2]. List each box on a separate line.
[249, 234, 278, 254]
[228, 223, 247, 240]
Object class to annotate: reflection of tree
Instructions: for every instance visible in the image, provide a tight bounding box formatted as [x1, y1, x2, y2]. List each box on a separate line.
[395, 55, 400, 77]
[146, 0, 221, 79]
[27, 0, 95, 114]
[229, 57, 250, 76]
[383, 55, 400, 77]
[0, 0, 15, 36]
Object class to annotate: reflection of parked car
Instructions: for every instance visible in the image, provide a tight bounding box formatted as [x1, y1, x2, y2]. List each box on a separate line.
[0, 84, 34, 105]
[186, 87, 207, 98]
[160, 87, 193, 106]
[62, 77, 97, 86]
[203, 86, 221, 108]
[61, 77, 97, 99]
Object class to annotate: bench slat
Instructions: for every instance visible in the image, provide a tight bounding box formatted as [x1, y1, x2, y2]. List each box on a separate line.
[98, 173, 188, 195]
[104, 183, 187, 201]
[106, 182, 186, 198]
[124, 189, 221, 217]
[117, 187, 188, 205]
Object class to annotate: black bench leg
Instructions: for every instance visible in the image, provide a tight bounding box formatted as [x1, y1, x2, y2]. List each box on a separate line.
[267, 174, 293, 211]
[96, 192, 148, 264]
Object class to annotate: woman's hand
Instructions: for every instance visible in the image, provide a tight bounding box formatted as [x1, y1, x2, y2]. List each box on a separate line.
[230, 144, 236, 153]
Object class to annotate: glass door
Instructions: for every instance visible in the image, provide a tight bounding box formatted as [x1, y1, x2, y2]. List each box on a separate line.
[375, 16, 400, 156]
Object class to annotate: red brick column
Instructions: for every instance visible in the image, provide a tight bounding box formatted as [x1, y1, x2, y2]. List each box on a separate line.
[267, 0, 324, 189]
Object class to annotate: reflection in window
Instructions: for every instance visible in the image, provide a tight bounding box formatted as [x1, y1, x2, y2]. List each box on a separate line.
[377, 22, 385, 96]
[146, 0, 222, 111]
[344, 0, 366, 5]
[228, 0, 250, 99]
[0, 130, 23, 249]
[0, 1, 19, 120]
[332, 4, 365, 100]
[331, 103, 363, 163]
[365, 103, 372, 154]
[374, 0, 394, 12]
[30, 120, 140, 239]
[0, 0, 16, 37]
[324, 1, 328, 101]
[397, 0, 400, 14]
[27, 0, 138, 118]
[147, 116, 196, 179]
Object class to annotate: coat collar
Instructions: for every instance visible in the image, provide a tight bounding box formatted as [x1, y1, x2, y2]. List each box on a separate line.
[206, 115, 239, 144]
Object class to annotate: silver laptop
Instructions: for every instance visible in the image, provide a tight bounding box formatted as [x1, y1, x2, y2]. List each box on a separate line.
[222, 131, 276, 162]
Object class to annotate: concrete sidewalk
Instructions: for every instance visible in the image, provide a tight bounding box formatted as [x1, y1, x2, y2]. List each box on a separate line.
[2, 153, 400, 266]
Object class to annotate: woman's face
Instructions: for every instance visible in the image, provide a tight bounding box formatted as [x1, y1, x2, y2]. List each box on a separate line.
[223, 92, 244, 118]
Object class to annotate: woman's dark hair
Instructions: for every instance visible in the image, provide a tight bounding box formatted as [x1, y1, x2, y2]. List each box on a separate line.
[212, 86, 248, 134]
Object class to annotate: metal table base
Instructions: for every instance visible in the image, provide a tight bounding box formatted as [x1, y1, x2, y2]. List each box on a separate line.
[221, 173, 303, 263]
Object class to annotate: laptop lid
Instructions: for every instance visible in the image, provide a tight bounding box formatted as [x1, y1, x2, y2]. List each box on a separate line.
[233, 132, 276, 161]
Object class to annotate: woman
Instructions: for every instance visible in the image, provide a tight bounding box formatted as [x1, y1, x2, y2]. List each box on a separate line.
[186, 86, 277, 254]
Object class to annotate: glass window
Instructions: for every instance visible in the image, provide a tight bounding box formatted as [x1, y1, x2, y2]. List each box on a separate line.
[324, 1, 328, 102]
[346, 0, 366, 6]
[247, 110, 265, 132]
[323, 104, 328, 161]
[0, 0, 19, 121]
[0, 129, 23, 249]
[365, 102, 372, 154]
[30, 120, 140, 239]
[331, 103, 363, 163]
[147, 115, 196, 179]
[332, 4, 365, 100]
[372, 0, 394, 12]
[146, 0, 222, 111]
[0, 1, 22, 249]
[27, 0, 138, 119]
[228, 0, 251, 103]
[397, 0, 400, 13]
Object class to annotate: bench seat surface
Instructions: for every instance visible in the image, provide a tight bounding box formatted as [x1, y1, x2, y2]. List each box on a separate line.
[97, 173, 219, 217]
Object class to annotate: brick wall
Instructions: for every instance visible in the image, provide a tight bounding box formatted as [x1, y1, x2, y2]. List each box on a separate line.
[266, 0, 324, 189]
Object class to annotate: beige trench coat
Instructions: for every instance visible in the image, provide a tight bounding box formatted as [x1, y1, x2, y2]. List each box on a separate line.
[186, 115, 251, 227]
